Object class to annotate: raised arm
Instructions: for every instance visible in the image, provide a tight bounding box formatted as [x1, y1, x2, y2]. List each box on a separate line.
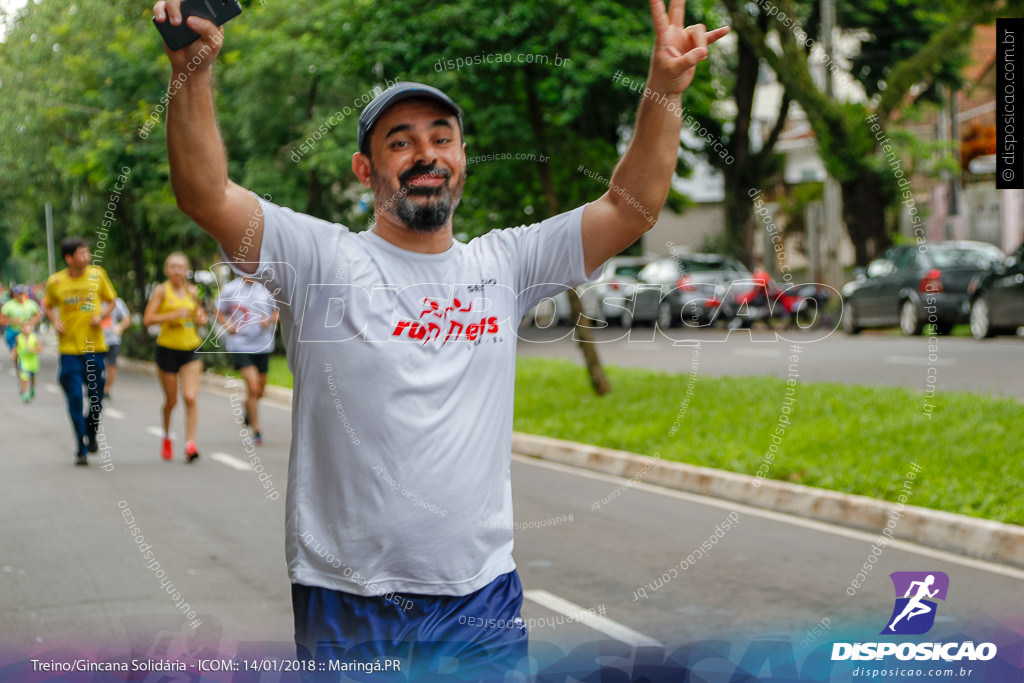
[190, 285, 209, 326]
[153, 1, 263, 271]
[581, 0, 728, 273]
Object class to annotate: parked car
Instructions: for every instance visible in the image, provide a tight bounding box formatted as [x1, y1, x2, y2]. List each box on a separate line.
[622, 254, 752, 329]
[968, 242, 1024, 339]
[841, 242, 1004, 335]
[578, 256, 653, 324]
[525, 256, 652, 327]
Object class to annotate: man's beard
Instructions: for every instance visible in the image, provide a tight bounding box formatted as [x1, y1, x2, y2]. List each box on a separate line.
[371, 162, 464, 232]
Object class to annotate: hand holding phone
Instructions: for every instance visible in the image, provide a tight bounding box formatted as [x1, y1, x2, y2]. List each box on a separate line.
[153, 0, 242, 52]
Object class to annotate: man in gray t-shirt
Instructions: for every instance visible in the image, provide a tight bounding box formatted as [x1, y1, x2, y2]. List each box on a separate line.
[155, 0, 726, 675]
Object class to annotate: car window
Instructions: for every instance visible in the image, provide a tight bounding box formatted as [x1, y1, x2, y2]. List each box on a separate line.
[677, 258, 725, 273]
[930, 247, 1002, 269]
[613, 264, 646, 279]
[729, 259, 751, 275]
[867, 259, 895, 278]
[892, 248, 916, 270]
[640, 260, 679, 283]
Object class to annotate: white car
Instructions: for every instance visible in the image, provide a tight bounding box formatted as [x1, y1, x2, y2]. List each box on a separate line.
[526, 256, 653, 327]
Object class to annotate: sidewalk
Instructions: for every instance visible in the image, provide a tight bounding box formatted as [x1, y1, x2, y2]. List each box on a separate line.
[119, 357, 1024, 570]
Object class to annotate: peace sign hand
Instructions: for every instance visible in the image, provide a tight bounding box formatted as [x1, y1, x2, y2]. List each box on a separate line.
[647, 0, 729, 96]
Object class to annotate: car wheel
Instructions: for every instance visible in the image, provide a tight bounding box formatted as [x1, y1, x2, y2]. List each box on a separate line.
[657, 301, 674, 329]
[842, 301, 862, 335]
[899, 300, 923, 336]
[621, 308, 634, 330]
[970, 297, 995, 339]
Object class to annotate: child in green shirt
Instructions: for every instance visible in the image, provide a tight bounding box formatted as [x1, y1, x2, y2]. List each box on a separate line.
[12, 322, 41, 402]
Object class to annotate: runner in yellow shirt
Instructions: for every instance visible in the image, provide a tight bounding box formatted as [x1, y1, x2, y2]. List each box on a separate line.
[143, 251, 208, 462]
[43, 237, 117, 465]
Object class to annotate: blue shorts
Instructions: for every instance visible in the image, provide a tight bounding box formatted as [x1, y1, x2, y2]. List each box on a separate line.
[4, 327, 17, 350]
[292, 570, 528, 681]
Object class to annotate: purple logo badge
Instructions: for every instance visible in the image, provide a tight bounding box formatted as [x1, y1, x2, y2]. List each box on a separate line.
[882, 571, 949, 635]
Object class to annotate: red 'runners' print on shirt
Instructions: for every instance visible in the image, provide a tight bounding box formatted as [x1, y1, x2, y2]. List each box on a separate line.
[392, 316, 500, 346]
[391, 295, 500, 346]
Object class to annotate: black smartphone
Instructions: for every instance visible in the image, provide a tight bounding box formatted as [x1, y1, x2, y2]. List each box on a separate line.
[153, 0, 243, 52]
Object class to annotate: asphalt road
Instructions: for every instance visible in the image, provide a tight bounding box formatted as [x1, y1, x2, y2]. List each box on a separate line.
[2, 351, 1022, 676]
[516, 323, 1024, 399]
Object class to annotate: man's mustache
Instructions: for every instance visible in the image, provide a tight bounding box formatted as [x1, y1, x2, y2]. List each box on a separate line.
[399, 165, 450, 184]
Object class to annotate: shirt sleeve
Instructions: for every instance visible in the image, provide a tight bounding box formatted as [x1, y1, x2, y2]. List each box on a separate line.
[43, 276, 58, 309]
[214, 280, 235, 315]
[489, 204, 602, 317]
[221, 197, 348, 312]
[115, 299, 130, 321]
[99, 269, 117, 303]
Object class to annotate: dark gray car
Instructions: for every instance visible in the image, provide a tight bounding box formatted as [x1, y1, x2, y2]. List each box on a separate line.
[969, 243, 1024, 339]
[841, 242, 1004, 335]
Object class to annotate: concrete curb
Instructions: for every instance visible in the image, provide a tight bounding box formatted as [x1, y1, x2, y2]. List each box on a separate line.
[511, 432, 1024, 570]
[118, 359, 1024, 569]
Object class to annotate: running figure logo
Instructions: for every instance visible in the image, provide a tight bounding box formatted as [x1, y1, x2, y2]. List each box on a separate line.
[882, 571, 949, 635]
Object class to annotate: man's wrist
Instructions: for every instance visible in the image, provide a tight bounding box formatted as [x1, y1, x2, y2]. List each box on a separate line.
[644, 76, 683, 100]
[170, 66, 213, 88]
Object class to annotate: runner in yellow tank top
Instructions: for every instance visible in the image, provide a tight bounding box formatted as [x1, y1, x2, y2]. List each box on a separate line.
[143, 252, 208, 462]
[156, 280, 202, 350]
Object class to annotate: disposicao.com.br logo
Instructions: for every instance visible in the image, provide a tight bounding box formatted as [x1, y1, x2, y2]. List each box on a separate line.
[832, 571, 998, 662]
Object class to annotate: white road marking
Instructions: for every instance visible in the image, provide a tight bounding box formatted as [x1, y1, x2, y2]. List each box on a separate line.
[45, 384, 60, 394]
[145, 426, 165, 438]
[731, 348, 782, 358]
[210, 452, 253, 471]
[514, 455, 1024, 582]
[883, 355, 957, 367]
[104, 408, 125, 420]
[525, 589, 661, 648]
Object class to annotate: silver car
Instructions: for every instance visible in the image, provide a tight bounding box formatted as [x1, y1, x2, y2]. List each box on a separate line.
[525, 256, 653, 327]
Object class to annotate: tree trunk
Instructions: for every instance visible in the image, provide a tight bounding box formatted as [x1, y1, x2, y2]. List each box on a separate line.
[523, 66, 610, 395]
[721, 22, 760, 267]
[119, 197, 148, 313]
[567, 289, 611, 395]
[842, 172, 890, 266]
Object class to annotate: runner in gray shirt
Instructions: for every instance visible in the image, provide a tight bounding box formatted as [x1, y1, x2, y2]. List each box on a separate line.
[215, 276, 278, 444]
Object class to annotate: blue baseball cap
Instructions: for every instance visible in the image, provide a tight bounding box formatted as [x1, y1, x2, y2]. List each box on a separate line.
[12, 284, 28, 295]
[358, 81, 463, 156]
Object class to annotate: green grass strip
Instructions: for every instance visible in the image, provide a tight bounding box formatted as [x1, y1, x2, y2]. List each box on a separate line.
[513, 357, 1023, 526]
[260, 354, 1022, 525]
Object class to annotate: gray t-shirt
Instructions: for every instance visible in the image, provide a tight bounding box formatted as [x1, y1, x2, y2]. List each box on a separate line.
[102, 298, 130, 346]
[215, 278, 278, 354]
[236, 198, 595, 597]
